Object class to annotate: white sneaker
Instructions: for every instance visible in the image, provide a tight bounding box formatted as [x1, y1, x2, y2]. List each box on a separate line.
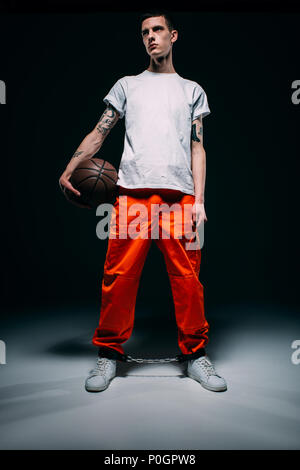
[187, 355, 227, 392]
[85, 357, 117, 392]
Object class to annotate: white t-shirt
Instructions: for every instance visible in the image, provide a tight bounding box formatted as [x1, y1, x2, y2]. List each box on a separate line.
[102, 69, 211, 195]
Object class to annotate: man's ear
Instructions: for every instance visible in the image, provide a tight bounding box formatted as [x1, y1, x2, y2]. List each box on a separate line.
[171, 30, 178, 45]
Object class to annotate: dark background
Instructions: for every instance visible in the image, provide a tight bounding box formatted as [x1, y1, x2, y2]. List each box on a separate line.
[1, 1, 299, 320]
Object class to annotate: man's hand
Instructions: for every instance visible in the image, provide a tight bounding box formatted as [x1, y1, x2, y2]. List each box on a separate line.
[59, 173, 91, 209]
[192, 202, 208, 227]
[59, 169, 81, 197]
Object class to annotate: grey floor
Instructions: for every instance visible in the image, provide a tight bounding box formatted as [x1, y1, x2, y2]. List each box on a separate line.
[0, 302, 299, 450]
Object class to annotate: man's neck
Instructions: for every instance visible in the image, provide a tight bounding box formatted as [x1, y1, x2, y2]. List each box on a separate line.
[147, 68, 176, 74]
[147, 60, 176, 74]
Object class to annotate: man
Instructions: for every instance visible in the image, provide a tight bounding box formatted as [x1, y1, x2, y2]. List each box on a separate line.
[59, 10, 227, 393]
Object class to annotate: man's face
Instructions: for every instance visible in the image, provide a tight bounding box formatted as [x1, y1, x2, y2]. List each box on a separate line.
[141, 16, 177, 57]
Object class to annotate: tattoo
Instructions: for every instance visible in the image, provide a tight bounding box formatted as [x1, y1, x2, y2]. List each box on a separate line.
[104, 118, 113, 126]
[72, 150, 84, 158]
[105, 106, 116, 119]
[191, 116, 203, 143]
[96, 105, 118, 136]
[191, 124, 200, 142]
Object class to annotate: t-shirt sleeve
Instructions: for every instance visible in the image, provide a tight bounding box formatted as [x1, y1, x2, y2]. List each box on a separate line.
[191, 84, 211, 121]
[103, 78, 127, 119]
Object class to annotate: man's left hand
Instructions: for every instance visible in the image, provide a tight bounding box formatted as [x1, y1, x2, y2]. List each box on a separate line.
[192, 202, 208, 227]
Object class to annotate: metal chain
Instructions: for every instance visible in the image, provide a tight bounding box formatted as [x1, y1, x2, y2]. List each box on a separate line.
[126, 355, 180, 364]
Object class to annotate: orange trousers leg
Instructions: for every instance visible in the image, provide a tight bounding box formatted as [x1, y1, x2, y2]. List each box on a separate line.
[92, 188, 209, 361]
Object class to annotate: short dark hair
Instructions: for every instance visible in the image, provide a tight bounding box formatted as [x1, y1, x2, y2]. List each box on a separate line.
[139, 10, 176, 34]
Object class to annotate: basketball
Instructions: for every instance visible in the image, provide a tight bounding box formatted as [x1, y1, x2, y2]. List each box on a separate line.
[63, 158, 118, 208]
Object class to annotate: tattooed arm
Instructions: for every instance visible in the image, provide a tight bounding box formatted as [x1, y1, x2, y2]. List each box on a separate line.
[59, 104, 120, 197]
[94, 104, 120, 140]
[190, 116, 208, 225]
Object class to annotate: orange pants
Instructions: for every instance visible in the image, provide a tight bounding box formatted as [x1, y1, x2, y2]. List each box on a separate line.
[92, 187, 209, 362]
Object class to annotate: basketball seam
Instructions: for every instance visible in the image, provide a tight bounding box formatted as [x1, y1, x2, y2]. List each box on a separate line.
[73, 167, 117, 184]
[91, 158, 116, 172]
[87, 159, 106, 205]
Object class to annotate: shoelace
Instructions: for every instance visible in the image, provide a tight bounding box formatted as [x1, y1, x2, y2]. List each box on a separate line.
[90, 358, 109, 376]
[194, 356, 218, 377]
